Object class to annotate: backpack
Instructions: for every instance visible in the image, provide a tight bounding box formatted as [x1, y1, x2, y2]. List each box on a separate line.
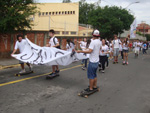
[113, 39, 120, 45]
[53, 37, 61, 49]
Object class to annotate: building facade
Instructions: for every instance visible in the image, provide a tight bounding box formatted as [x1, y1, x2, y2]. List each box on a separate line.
[136, 22, 150, 35]
[31, 3, 79, 36]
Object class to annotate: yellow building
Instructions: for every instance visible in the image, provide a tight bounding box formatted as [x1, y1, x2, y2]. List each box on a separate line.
[31, 3, 79, 36]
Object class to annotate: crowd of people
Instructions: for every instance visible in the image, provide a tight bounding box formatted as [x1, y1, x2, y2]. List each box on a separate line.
[11, 29, 150, 93]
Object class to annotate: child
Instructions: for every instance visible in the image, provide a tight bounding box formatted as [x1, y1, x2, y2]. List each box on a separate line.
[11, 35, 32, 73]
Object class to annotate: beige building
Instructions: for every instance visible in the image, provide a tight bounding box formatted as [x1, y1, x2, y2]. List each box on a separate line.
[78, 24, 93, 36]
[31, 3, 79, 36]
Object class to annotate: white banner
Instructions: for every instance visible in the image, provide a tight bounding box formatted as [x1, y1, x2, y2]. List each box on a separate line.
[130, 19, 137, 39]
[12, 38, 88, 66]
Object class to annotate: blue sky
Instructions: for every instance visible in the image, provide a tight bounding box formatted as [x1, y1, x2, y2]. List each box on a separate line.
[36, 0, 150, 25]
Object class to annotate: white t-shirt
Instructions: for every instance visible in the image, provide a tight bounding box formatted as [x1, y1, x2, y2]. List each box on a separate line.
[123, 43, 128, 50]
[14, 39, 27, 53]
[100, 45, 109, 56]
[80, 41, 87, 50]
[66, 42, 75, 52]
[135, 42, 141, 50]
[113, 39, 121, 49]
[89, 39, 101, 63]
[49, 37, 59, 47]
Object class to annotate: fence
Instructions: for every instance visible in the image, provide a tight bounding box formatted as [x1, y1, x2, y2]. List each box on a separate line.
[0, 31, 91, 58]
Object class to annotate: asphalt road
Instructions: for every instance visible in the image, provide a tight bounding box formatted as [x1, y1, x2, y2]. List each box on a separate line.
[0, 51, 150, 113]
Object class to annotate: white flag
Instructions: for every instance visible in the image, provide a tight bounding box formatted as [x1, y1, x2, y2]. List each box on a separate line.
[130, 19, 137, 38]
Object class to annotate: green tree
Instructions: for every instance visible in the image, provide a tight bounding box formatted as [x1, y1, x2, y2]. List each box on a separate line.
[88, 6, 134, 39]
[0, 0, 37, 33]
[79, 0, 95, 24]
[62, 0, 71, 3]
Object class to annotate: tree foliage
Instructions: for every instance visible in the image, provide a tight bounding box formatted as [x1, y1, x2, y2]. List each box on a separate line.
[79, 0, 134, 39]
[62, 0, 71, 3]
[0, 0, 37, 33]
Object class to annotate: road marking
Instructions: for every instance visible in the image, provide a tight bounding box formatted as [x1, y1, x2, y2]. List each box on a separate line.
[0, 64, 20, 70]
[0, 64, 82, 87]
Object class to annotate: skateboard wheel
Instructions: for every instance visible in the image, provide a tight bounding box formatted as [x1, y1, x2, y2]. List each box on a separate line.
[78, 93, 81, 96]
[84, 95, 88, 98]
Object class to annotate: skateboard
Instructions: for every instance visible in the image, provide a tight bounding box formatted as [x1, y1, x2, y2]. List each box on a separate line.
[46, 73, 60, 79]
[15, 70, 34, 76]
[78, 87, 100, 98]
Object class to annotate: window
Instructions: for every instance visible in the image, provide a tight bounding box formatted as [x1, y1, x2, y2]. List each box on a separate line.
[46, 12, 48, 15]
[55, 31, 60, 34]
[49, 12, 51, 15]
[59, 12, 61, 15]
[70, 11, 72, 14]
[39, 12, 41, 16]
[73, 11, 75, 14]
[71, 32, 76, 35]
[62, 11, 64, 14]
[62, 31, 69, 35]
[65, 11, 67, 14]
[42, 12, 45, 15]
[68, 11, 70, 14]
[52, 12, 55, 15]
[56, 12, 58, 15]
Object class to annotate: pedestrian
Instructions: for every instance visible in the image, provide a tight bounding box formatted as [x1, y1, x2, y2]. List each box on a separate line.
[142, 42, 147, 54]
[112, 34, 122, 64]
[76, 29, 101, 92]
[99, 39, 109, 73]
[66, 39, 75, 52]
[119, 40, 123, 60]
[11, 34, 33, 73]
[109, 40, 113, 60]
[134, 40, 141, 58]
[122, 38, 129, 65]
[81, 39, 91, 70]
[105, 41, 110, 68]
[46, 29, 60, 77]
[77, 38, 87, 65]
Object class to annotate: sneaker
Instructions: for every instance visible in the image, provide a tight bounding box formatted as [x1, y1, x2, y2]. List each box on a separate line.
[82, 67, 86, 70]
[126, 62, 129, 65]
[19, 69, 26, 73]
[123, 61, 125, 65]
[106, 66, 109, 68]
[101, 70, 105, 73]
[55, 70, 60, 74]
[84, 87, 90, 91]
[48, 73, 56, 77]
[113, 61, 116, 64]
[99, 68, 102, 71]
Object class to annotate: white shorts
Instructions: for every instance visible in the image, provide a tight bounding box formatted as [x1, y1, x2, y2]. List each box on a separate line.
[134, 49, 139, 54]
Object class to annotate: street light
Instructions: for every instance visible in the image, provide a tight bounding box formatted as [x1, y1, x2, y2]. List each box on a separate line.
[125, 1, 140, 9]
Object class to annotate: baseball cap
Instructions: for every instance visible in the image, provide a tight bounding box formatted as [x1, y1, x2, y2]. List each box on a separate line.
[92, 29, 100, 37]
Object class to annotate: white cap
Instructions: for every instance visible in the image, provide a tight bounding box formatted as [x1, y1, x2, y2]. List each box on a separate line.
[93, 29, 100, 37]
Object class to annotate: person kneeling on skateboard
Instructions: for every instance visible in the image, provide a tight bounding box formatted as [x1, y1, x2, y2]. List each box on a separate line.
[77, 30, 101, 92]
[11, 34, 32, 73]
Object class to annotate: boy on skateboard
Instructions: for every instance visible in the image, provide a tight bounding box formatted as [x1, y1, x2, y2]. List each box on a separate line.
[11, 34, 32, 73]
[46, 29, 60, 77]
[77, 30, 101, 93]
